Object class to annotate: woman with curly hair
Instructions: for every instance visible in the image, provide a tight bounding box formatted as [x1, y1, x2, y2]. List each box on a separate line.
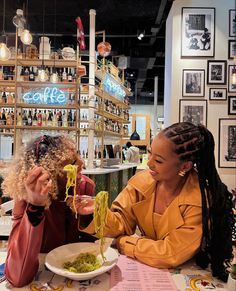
[75, 122, 234, 282]
[2, 135, 96, 287]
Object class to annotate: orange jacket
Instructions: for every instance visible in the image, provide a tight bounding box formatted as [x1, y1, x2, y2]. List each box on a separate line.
[82, 169, 202, 268]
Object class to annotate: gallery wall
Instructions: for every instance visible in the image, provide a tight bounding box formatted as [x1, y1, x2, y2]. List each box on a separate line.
[164, 0, 236, 189]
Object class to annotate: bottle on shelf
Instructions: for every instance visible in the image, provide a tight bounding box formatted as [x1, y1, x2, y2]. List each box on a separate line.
[28, 110, 32, 126]
[32, 109, 38, 126]
[17, 112, 22, 126]
[62, 110, 68, 127]
[67, 110, 73, 127]
[68, 68, 73, 82]
[1, 109, 6, 125]
[42, 110, 47, 126]
[58, 110, 62, 127]
[19, 66, 25, 82]
[1, 91, 7, 104]
[37, 110, 42, 126]
[62, 68, 67, 82]
[22, 110, 28, 126]
[24, 67, 29, 81]
[29, 66, 35, 81]
[47, 110, 53, 127]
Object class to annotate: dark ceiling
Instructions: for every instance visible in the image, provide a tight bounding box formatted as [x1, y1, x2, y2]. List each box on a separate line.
[1, 0, 174, 104]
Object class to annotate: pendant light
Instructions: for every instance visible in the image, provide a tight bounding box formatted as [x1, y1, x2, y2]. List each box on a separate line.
[0, 0, 11, 61]
[50, 0, 58, 83]
[20, 0, 33, 45]
[130, 81, 140, 140]
[38, 0, 48, 82]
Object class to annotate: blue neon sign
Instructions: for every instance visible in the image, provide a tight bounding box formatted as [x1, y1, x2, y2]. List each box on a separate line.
[23, 87, 67, 105]
[103, 73, 126, 100]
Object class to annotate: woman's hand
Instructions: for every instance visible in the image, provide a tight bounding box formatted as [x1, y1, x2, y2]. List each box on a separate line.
[24, 166, 52, 207]
[66, 195, 95, 215]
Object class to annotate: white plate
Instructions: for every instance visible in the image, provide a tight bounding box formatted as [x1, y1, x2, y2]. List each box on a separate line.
[45, 242, 119, 281]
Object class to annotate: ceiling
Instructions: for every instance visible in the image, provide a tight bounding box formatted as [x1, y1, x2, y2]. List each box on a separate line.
[1, 0, 174, 104]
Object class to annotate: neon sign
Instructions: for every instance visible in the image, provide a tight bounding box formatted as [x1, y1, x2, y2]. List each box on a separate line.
[23, 87, 67, 105]
[103, 73, 126, 100]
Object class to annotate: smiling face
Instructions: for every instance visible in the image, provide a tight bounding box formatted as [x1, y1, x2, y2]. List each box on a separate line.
[147, 133, 184, 182]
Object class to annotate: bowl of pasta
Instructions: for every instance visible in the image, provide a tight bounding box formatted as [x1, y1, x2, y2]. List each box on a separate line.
[45, 241, 118, 280]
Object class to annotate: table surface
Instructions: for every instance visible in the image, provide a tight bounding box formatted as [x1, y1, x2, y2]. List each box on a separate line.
[0, 250, 230, 291]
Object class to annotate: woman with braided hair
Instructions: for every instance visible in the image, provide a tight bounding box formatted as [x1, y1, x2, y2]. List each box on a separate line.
[76, 122, 234, 281]
[2, 135, 96, 287]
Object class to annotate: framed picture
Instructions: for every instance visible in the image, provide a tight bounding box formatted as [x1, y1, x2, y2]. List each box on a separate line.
[218, 118, 236, 168]
[181, 7, 215, 57]
[228, 65, 236, 93]
[182, 69, 205, 97]
[209, 88, 227, 101]
[228, 96, 236, 115]
[179, 99, 207, 126]
[229, 9, 236, 37]
[207, 60, 227, 85]
[228, 40, 236, 59]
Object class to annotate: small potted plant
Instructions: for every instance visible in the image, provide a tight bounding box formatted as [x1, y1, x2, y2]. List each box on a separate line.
[227, 263, 236, 290]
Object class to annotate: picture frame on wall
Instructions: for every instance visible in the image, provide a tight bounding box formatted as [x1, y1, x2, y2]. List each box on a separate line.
[207, 60, 227, 85]
[209, 88, 227, 101]
[228, 96, 236, 115]
[181, 7, 215, 57]
[179, 99, 207, 126]
[228, 40, 236, 59]
[228, 65, 236, 93]
[182, 69, 205, 97]
[218, 118, 236, 168]
[229, 9, 236, 37]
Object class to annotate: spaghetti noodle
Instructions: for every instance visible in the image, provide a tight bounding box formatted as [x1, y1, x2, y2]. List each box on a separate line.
[94, 191, 108, 262]
[63, 164, 78, 217]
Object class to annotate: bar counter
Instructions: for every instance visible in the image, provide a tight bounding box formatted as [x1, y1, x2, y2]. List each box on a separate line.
[82, 163, 138, 205]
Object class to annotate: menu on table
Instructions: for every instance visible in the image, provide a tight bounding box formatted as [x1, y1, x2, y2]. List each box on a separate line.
[110, 255, 178, 291]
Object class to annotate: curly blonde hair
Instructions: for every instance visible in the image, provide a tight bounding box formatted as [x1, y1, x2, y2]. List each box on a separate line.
[2, 135, 80, 207]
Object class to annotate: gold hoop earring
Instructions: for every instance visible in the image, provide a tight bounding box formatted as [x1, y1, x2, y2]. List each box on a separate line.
[178, 170, 186, 177]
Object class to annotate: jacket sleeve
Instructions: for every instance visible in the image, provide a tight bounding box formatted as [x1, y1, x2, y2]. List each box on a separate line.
[116, 204, 202, 268]
[5, 200, 45, 287]
[80, 184, 138, 237]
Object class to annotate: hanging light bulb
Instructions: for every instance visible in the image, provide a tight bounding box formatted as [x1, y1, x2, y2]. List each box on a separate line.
[0, 42, 11, 61]
[232, 68, 236, 85]
[38, 68, 48, 82]
[20, 29, 33, 45]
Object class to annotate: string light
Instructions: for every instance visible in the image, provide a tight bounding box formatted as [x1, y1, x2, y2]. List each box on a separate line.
[0, 0, 11, 61]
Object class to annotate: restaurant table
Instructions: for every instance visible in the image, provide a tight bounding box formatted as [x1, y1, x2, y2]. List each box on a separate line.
[0, 250, 229, 291]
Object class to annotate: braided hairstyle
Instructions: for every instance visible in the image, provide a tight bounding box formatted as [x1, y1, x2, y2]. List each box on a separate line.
[162, 122, 234, 281]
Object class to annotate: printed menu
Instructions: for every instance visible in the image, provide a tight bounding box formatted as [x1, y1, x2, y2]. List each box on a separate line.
[110, 255, 178, 291]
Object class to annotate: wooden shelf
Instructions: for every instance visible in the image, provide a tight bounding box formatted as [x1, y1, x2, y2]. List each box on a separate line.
[0, 80, 16, 86]
[16, 81, 77, 87]
[95, 109, 129, 123]
[0, 103, 15, 108]
[16, 103, 78, 110]
[15, 125, 79, 131]
[95, 86, 130, 109]
[0, 131, 14, 136]
[0, 125, 14, 129]
[16, 59, 77, 67]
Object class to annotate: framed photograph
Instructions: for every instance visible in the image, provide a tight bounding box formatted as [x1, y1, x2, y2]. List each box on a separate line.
[218, 118, 236, 168]
[182, 69, 205, 97]
[179, 99, 207, 126]
[181, 7, 215, 57]
[228, 65, 236, 93]
[209, 88, 227, 101]
[229, 9, 236, 37]
[228, 40, 236, 59]
[207, 60, 227, 85]
[228, 96, 236, 115]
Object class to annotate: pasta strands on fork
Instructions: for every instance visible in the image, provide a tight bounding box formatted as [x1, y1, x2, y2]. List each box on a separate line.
[63, 164, 78, 218]
[94, 191, 108, 262]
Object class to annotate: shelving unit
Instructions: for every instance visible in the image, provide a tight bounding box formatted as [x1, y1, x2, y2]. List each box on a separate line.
[0, 56, 132, 164]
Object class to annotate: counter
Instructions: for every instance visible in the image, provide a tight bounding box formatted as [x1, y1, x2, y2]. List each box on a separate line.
[82, 163, 138, 205]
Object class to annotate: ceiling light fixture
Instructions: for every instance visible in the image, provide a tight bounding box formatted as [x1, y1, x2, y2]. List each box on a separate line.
[137, 30, 145, 40]
[38, 0, 48, 82]
[20, 0, 33, 45]
[50, 0, 59, 83]
[0, 0, 11, 61]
